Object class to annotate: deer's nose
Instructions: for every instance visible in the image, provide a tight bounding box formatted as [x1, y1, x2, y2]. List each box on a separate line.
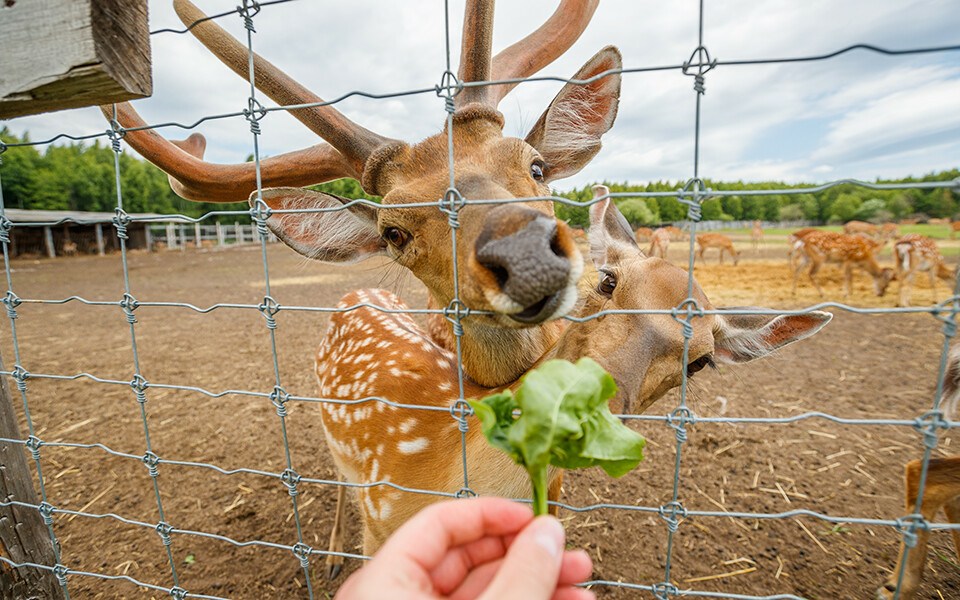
[475, 206, 572, 319]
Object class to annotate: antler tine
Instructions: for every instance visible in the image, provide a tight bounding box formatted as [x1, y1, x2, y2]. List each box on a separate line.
[489, 0, 599, 107]
[102, 102, 355, 203]
[456, 0, 496, 108]
[172, 0, 400, 178]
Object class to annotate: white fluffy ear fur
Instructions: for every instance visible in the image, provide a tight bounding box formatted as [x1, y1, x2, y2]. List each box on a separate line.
[524, 47, 621, 183]
[252, 188, 385, 263]
[712, 310, 833, 364]
[588, 186, 640, 268]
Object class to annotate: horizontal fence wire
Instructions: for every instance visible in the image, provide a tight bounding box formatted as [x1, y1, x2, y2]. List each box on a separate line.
[1, 1, 959, 599]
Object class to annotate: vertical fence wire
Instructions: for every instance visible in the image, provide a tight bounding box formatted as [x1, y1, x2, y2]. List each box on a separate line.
[0, 2, 959, 599]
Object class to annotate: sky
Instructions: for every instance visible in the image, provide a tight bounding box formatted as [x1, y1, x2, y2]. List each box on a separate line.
[4, 0, 960, 193]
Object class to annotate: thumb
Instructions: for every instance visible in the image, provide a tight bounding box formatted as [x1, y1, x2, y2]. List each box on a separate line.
[479, 515, 565, 600]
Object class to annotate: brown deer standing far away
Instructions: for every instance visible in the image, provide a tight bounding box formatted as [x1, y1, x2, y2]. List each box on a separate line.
[664, 225, 686, 241]
[750, 220, 764, 255]
[843, 219, 879, 238]
[696, 233, 739, 266]
[877, 344, 960, 600]
[950, 221, 960, 239]
[792, 230, 894, 298]
[893, 234, 958, 307]
[787, 227, 820, 267]
[104, 0, 623, 389]
[634, 226, 653, 243]
[648, 228, 670, 260]
[317, 197, 831, 573]
[880, 222, 900, 241]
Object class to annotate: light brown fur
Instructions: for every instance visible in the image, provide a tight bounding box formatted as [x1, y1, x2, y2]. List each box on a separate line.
[696, 233, 739, 266]
[792, 231, 894, 298]
[893, 234, 957, 306]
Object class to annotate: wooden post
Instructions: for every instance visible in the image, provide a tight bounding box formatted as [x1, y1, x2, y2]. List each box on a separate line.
[234, 222, 242, 245]
[144, 225, 152, 253]
[0, 0, 151, 119]
[165, 223, 175, 249]
[216, 222, 224, 246]
[95, 223, 105, 256]
[194, 223, 202, 248]
[42, 227, 55, 259]
[178, 226, 185, 252]
[0, 351, 67, 600]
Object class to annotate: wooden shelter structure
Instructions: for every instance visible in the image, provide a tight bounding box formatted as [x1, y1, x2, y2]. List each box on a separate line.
[2, 209, 167, 258]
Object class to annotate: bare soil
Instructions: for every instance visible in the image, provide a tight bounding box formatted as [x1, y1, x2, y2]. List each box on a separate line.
[2, 232, 958, 600]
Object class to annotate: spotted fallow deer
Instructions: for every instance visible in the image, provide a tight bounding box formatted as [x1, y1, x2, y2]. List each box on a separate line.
[634, 226, 653, 244]
[317, 198, 831, 573]
[877, 344, 960, 600]
[787, 227, 820, 268]
[696, 233, 739, 266]
[893, 234, 957, 307]
[647, 228, 670, 259]
[750, 220, 764, 255]
[843, 220, 880, 238]
[103, 0, 622, 389]
[792, 230, 894, 298]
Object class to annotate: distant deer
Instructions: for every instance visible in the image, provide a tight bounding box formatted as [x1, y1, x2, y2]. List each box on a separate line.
[928, 218, 951, 226]
[648, 228, 670, 259]
[664, 225, 686, 241]
[634, 227, 653, 243]
[950, 222, 960, 239]
[877, 344, 960, 600]
[792, 231, 894, 298]
[880, 222, 900, 241]
[61, 241, 78, 256]
[105, 0, 623, 389]
[843, 220, 880, 238]
[787, 228, 820, 267]
[893, 234, 957, 307]
[750, 220, 764, 254]
[696, 233, 739, 266]
[318, 198, 831, 574]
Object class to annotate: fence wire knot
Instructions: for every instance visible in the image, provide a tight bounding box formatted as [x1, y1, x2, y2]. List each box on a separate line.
[53, 563, 69, 587]
[250, 197, 273, 239]
[25, 435, 42, 459]
[106, 119, 126, 153]
[651, 581, 679, 599]
[666, 406, 696, 443]
[658, 501, 687, 533]
[130, 374, 148, 403]
[895, 514, 928, 548]
[443, 298, 470, 337]
[12, 364, 30, 392]
[0, 215, 12, 244]
[670, 298, 704, 340]
[913, 409, 948, 449]
[113, 208, 131, 240]
[259, 296, 281, 329]
[292, 542, 312, 568]
[450, 398, 473, 432]
[169, 587, 188, 600]
[237, 0, 260, 32]
[281, 468, 301, 497]
[156, 521, 174, 546]
[142, 451, 161, 478]
[244, 97, 267, 135]
[677, 178, 710, 222]
[933, 296, 960, 337]
[3, 290, 21, 320]
[270, 385, 290, 417]
[456, 487, 477, 499]
[681, 46, 717, 95]
[120, 293, 140, 324]
[436, 70, 463, 113]
[439, 187, 466, 229]
[38, 501, 55, 525]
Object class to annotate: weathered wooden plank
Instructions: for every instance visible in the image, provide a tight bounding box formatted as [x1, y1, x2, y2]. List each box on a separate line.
[0, 0, 151, 118]
[0, 350, 66, 600]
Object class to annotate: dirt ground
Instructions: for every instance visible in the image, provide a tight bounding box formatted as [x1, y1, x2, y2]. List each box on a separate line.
[2, 230, 958, 600]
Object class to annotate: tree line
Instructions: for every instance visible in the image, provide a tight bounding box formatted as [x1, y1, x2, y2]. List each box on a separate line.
[2, 128, 956, 228]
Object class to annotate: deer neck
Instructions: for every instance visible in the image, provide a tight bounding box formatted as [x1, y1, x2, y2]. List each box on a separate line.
[459, 318, 567, 387]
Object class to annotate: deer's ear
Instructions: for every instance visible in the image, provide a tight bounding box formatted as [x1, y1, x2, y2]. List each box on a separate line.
[712, 310, 833, 364]
[251, 188, 386, 263]
[524, 46, 621, 183]
[588, 189, 640, 268]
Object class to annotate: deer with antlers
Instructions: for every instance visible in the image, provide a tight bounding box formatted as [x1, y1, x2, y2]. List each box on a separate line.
[893, 234, 957, 307]
[104, 0, 623, 389]
[696, 233, 739, 266]
[877, 344, 960, 600]
[792, 230, 894, 298]
[647, 227, 670, 260]
[317, 196, 831, 573]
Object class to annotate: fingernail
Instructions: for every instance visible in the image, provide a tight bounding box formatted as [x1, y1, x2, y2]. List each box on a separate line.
[532, 516, 564, 558]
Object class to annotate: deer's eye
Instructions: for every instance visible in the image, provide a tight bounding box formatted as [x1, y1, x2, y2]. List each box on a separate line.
[598, 272, 617, 296]
[384, 227, 409, 248]
[530, 160, 545, 181]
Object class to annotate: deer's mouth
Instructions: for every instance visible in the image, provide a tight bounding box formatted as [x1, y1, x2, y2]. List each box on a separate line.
[508, 287, 575, 324]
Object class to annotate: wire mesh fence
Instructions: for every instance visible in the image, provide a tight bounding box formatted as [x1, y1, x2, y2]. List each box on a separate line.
[1, 1, 960, 599]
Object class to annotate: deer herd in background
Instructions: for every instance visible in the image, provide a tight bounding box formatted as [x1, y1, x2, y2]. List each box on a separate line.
[630, 216, 957, 306]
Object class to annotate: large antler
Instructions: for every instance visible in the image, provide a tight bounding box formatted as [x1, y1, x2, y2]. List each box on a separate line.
[102, 103, 354, 203]
[456, 0, 600, 109]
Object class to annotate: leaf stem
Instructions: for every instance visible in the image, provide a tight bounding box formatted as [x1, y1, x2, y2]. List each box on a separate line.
[531, 464, 549, 516]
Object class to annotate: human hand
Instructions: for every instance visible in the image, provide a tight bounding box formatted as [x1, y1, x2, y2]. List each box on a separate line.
[335, 497, 594, 600]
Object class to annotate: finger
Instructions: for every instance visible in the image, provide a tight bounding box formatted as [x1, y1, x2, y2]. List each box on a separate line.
[551, 587, 596, 600]
[376, 498, 534, 572]
[556, 549, 593, 586]
[448, 550, 591, 600]
[430, 535, 508, 594]
[479, 515, 566, 600]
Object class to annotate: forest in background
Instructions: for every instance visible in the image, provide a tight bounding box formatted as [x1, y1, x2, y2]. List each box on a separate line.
[2, 128, 956, 228]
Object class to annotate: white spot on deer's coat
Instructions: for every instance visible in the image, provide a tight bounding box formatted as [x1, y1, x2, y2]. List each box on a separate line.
[399, 418, 417, 434]
[398, 438, 430, 454]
